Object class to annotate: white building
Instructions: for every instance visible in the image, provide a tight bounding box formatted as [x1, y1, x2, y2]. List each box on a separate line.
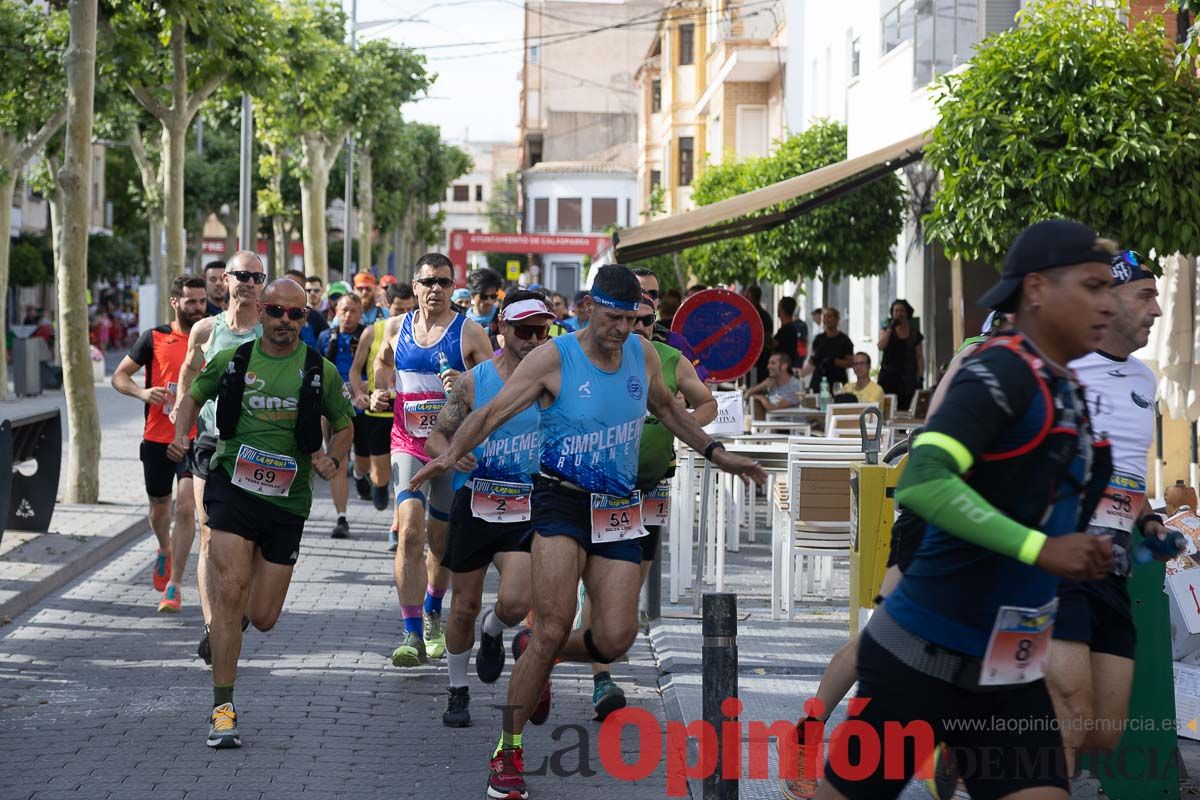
[432, 139, 521, 264]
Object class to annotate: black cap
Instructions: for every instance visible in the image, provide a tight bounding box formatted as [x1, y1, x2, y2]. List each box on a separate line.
[978, 219, 1112, 312]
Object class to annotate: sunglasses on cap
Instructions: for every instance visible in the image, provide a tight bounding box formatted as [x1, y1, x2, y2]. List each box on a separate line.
[415, 276, 454, 289]
[261, 303, 307, 321]
[509, 324, 550, 341]
[229, 270, 266, 285]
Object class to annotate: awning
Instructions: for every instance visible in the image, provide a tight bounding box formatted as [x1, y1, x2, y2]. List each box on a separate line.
[613, 130, 932, 263]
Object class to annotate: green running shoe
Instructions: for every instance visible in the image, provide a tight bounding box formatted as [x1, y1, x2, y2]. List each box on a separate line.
[391, 631, 428, 667]
[424, 611, 446, 659]
[592, 677, 626, 721]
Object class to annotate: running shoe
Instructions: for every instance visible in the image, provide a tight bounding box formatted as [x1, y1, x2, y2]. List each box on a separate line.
[197, 616, 251, 666]
[424, 611, 446, 659]
[372, 484, 389, 511]
[511, 627, 531, 661]
[152, 550, 170, 592]
[206, 702, 241, 749]
[923, 743, 963, 800]
[510, 627, 552, 724]
[355, 474, 372, 501]
[591, 677, 626, 722]
[442, 686, 471, 728]
[387, 528, 398, 552]
[475, 610, 506, 684]
[486, 746, 528, 800]
[780, 721, 818, 800]
[391, 631, 428, 667]
[158, 584, 182, 613]
[331, 518, 350, 539]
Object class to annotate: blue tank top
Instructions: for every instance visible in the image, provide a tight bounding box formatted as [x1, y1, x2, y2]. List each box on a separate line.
[391, 311, 468, 458]
[453, 360, 541, 491]
[540, 333, 647, 496]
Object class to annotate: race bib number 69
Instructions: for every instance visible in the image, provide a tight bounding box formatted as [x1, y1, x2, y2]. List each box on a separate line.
[231, 444, 298, 498]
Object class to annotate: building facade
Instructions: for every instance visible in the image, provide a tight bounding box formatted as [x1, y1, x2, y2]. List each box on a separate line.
[431, 139, 521, 262]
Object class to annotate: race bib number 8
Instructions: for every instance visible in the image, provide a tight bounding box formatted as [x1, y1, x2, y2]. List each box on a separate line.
[979, 599, 1057, 686]
[641, 481, 671, 528]
[591, 491, 648, 544]
[231, 444, 298, 497]
[471, 479, 533, 523]
[403, 398, 446, 439]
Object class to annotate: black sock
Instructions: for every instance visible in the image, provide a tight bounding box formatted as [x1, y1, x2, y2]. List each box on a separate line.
[593, 671, 611, 687]
[213, 683, 234, 707]
[338, 515, 347, 524]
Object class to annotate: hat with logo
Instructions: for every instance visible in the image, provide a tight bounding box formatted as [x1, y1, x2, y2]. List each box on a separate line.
[978, 219, 1113, 312]
[1110, 249, 1156, 286]
[502, 298, 555, 322]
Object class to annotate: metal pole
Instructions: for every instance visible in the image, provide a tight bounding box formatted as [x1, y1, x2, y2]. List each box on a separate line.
[342, 0, 357, 278]
[702, 593, 738, 800]
[646, 526, 663, 620]
[693, 459, 712, 615]
[238, 94, 253, 252]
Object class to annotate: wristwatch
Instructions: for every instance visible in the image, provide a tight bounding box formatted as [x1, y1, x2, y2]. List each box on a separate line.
[703, 441, 725, 462]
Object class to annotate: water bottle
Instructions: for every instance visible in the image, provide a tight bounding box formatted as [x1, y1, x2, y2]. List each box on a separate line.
[1133, 530, 1187, 565]
[818, 378, 831, 411]
[436, 351, 451, 377]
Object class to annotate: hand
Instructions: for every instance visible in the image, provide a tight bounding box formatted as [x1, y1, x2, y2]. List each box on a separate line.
[165, 435, 191, 463]
[409, 454, 453, 491]
[312, 452, 337, 481]
[1142, 520, 1182, 562]
[440, 368, 461, 394]
[713, 450, 768, 486]
[168, 405, 179, 425]
[142, 386, 170, 406]
[454, 453, 478, 473]
[351, 391, 369, 410]
[1035, 533, 1113, 580]
[370, 390, 393, 412]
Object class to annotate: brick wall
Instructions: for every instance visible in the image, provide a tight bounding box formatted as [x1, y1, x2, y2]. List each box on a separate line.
[1127, 0, 1187, 40]
[721, 81, 770, 155]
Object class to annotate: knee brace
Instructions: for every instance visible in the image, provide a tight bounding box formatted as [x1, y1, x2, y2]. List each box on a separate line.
[584, 628, 616, 664]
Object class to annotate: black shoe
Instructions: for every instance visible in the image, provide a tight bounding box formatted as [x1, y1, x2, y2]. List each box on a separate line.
[475, 610, 506, 684]
[387, 528, 398, 552]
[197, 624, 212, 665]
[331, 518, 350, 539]
[355, 475, 371, 501]
[442, 686, 471, 728]
[372, 484, 389, 511]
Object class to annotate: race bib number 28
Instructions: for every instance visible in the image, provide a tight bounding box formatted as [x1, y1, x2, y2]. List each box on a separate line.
[403, 398, 446, 439]
[230, 444, 298, 498]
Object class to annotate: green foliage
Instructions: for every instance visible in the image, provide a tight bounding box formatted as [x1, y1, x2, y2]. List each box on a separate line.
[0, 4, 69, 182]
[88, 234, 146, 282]
[373, 122, 471, 231]
[483, 172, 526, 272]
[925, 0, 1200, 263]
[9, 242, 49, 287]
[185, 106, 242, 228]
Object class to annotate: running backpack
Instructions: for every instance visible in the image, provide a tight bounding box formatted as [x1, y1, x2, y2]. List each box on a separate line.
[215, 340, 326, 454]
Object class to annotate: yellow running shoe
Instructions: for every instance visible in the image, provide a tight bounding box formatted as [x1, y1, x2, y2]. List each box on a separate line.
[157, 584, 182, 613]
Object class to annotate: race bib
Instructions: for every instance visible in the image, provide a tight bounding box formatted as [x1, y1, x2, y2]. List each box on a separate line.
[979, 599, 1057, 686]
[403, 398, 446, 439]
[470, 478, 532, 523]
[591, 491, 648, 544]
[230, 444, 298, 498]
[163, 381, 178, 416]
[641, 481, 671, 527]
[1091, 471, 1144, 531]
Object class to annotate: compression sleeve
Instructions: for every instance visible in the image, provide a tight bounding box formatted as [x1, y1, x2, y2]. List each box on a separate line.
[895, 435, 1046, 564]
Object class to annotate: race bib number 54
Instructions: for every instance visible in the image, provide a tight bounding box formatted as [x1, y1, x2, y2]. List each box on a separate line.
[231, 444, 298, 498]
[979, 599, 1057, 686]
[591, 491, 648, 544]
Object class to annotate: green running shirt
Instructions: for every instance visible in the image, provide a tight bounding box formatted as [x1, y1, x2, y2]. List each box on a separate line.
[638, 341, 681, 486]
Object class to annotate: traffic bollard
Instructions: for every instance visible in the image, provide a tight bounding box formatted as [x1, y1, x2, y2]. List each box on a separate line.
[703, 592, 738, 800]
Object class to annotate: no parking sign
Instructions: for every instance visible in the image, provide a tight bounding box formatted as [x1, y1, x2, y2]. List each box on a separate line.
[670, 289, 764, 382]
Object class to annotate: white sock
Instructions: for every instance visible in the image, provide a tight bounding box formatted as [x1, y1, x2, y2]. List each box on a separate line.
[447, 648, 471, 688]
[352, 468, 365, 480]
[483, 606, 507, 637]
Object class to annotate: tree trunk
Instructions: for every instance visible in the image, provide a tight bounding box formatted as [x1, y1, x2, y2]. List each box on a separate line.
[272, 215, 287, 278]
[357, 145, 373, 272]
[162, 119, 186, 290]
[59, 0, 101, 504]
[300, 135, 333, 282]
[378, 226, 393, 278]
[128, 125, 164, 316]
[0, 176, 15, 400]
[47, 160, 63, 276]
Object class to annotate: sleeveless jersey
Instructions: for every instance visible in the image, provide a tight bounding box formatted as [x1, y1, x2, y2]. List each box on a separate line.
[540, 332, 647, 496]
[197, 312, 263, 435]
[365, 318, 393, 419]
[638, 341, 681, 486]
[452, 359, 541, 491]
[390, 310, 468, 459]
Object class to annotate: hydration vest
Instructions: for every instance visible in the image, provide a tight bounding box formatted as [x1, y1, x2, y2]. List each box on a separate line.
[215, 341, 326, 454]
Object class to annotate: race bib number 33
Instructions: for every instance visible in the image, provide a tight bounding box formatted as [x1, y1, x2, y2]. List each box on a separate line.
[470, 479, 532, 523]
[231, 444, 298, 497]
[591, 491, 648, 544]
[979, 599, 1057, 687]
[403, 398, 446, 439]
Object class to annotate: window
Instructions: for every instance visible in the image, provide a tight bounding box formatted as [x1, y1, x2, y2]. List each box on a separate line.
[736, 106, 767, 158]
[651, 79, 662, 113]
[882, 0, 983, 86]
[678, 137, 694, 186]
[678, 23, 695, 65]
[591, 198, 617, 232]
[650, 170, 662, 190]
[452, 184, 470, 202]
[475, 185, 483, 202]
[850, 35, 861, 78]
[529, 44, 540, 64]
[533, 198, 549, 232]
[557, 198, 582, 232]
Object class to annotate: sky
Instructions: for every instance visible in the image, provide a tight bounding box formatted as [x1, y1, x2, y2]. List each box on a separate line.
[351, 0, 526, 144]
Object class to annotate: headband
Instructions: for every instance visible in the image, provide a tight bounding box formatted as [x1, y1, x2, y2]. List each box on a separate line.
[590, 287, 639, 311]
[502, 298, 554, 322]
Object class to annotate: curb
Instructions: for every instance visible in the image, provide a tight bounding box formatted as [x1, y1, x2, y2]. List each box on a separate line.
[0, 514, 148, 623]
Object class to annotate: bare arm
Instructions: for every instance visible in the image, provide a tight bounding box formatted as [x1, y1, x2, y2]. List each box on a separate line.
[461, 318, 494, 368]
[370, 317, 401, 411]
[314, 424, 354, 481]
[877, 326, 892, 350]
[173, 317, 213, 421]
[676, 356, 717, 427]
[112, 356, 165, 405]
[166, 394, 202, 462]
[744, 377, 771, 397]
[425, 371, 479, 473]
[348, 323, 374, 402]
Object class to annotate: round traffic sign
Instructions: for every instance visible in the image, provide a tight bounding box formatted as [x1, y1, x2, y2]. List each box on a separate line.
[671, 289, 764, 382]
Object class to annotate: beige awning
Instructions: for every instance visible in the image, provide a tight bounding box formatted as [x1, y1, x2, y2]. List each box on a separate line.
[614, 130, 932, 263]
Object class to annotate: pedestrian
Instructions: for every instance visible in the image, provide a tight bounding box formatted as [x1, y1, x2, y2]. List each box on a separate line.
[745, 285, 774, 384]
[631, 268, 709, 381]
[204, 260, 227, 316]
[773, 296, 808, 365]
[802, 308, 853, 391]
[876, 299, 925, 411]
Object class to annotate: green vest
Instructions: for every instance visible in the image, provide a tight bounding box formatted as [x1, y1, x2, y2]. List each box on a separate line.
[197, 312, 264, 434]
[638, 340, 681, 486]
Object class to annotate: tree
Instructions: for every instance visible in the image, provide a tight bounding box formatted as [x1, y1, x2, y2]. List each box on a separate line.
[185, 102, 242, 266]
[59, 0, 102, 503]
[483, 172, 527, 273]
[0, 4, 69, 399]
[925, 0, 1200, 263]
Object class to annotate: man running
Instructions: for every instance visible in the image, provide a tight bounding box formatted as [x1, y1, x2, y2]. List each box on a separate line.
[370, 252, 493, 666]
[204, 260, 227, 316]
[174, 251, 265, 662]
[429, 290, 554, 727]
[318, 293, 371, 537]
[813, 219, 1117, 800]
[354, 271, 390, 324]
[167, 279, 355, 749]
[1048, 249, 1171, 795]
[630, 267, 709, 381]
[111, 273, 207, 611]
[409, 264, 765, 800]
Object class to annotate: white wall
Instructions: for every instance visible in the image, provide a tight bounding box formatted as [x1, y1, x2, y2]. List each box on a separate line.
[524, 172, 638, 233]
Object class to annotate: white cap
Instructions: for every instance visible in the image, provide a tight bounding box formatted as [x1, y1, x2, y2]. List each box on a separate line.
[502, 298, 555, 322]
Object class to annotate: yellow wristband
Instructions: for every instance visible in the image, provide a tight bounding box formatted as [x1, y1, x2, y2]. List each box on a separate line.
[1017, 529, 1047, 565]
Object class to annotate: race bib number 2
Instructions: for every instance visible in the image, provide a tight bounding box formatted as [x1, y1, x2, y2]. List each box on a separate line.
[403, 398, 446, 439]
[230, 444, 298, 498]
[471, 479, 532, 523]
[591, 491, 648, 544]
[979, 599, 1057, 686]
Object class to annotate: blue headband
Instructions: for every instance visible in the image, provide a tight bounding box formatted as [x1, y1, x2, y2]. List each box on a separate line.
[590, 287, 639, 311]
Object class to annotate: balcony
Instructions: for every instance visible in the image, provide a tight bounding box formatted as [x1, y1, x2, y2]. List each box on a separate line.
[695, 45, 785, 115]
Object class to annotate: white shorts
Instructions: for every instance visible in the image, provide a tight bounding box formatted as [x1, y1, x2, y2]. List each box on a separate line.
[391, 452, 455, 521]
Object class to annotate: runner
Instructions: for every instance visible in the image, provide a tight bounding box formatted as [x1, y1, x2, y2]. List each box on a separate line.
[111, 273, 207, 611]
[630, 267, 709, 381]
[369, 252, 493, 666]
[429, 290, 554, 727]
[407, 264, 766, 800]
[585, 291, 717, 720]
[812, 219, 1117, 800]
[317, 293, 371, 537]
[1048, 249, 1173, 796]
[167, 278, 355, 749]
[354, 271, 390, 324]
[174, 250, 265, 664]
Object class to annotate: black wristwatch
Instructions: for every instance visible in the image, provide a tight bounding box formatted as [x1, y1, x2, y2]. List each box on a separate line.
[703, 441, 725, 462]
[1136, 513, 1164, 530]
[330, 456, 341, 470]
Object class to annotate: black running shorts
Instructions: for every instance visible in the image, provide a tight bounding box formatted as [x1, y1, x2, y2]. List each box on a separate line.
[531, 476, 644, 564]
[365, 415, 393, 456]
[1052, 575, 1136, 659]
[140, 440, 192, 498]
[441, 485, 532, 573]
[203, 467, 306, 566]
[351, 414, 372, 458]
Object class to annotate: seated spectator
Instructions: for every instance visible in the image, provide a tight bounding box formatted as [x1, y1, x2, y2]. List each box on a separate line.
[746, 351, 805, 413]
[848, 351, 885, 404]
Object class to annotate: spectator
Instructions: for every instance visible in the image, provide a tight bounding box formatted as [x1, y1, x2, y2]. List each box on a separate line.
[745, 285, 774, 384]
[686, 283, 707, 296]
[773, 296, 808, 365]
[203, 260, 227, 315]
[569, 290, 591, 330]
[354, 272, 389, 324]
[803, 307, 853, 390]
[746, 351, 805, 412]
[22, 305, 39, 325]
[467, 268, 502, 327]
[848, 352, 885, 404]
[659, 288, 682, 327]
[876, 298, 925, 411]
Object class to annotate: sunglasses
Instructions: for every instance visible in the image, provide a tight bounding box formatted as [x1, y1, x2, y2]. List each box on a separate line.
[415, 276, 454, 289]
[229, 270, 266, 285]
[635, 314, 656, 327]
[477, 293, 499, 301]
[261, 304, 307, 321]
[509, 324, 550, 341]
[644, 289, 661, 300]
